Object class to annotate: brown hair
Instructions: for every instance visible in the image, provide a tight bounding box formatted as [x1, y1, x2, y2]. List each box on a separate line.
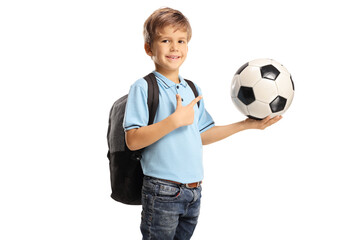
[143, 7, 192, 46]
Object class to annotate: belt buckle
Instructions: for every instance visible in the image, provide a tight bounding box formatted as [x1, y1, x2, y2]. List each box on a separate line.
[185, 181, 201, 188]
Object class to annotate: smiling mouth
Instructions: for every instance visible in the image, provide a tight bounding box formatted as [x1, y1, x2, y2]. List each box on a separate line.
[166, 55, 180, 60]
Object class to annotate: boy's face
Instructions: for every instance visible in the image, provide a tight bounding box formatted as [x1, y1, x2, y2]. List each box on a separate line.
[145, 25, 188, 76]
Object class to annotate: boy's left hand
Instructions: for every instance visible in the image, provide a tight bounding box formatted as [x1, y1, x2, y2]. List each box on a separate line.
[244, 115, 282, 130]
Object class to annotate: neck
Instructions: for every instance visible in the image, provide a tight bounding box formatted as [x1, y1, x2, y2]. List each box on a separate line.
[155, 66, 180, 84]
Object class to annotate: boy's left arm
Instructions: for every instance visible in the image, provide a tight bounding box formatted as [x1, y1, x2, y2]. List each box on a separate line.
[201, 116, 282, 145]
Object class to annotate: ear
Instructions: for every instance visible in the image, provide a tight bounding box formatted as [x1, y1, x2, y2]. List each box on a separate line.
[144, 42, 152, 57]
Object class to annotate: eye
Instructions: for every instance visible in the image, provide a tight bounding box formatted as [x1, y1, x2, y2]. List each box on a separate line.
[178, 40, 187, 44]
[162, 39, 170, 43]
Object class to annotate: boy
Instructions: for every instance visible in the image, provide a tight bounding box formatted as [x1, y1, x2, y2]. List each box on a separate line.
[124, 7, 281, 240]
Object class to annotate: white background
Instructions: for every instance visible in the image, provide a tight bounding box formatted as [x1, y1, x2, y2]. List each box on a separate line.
[1, 0, 359, 239]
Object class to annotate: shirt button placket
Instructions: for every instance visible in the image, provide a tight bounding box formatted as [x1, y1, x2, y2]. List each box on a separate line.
[176, 85, 183, 101]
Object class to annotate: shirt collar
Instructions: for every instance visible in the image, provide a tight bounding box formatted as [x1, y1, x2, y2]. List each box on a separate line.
[153, 71, 188, 89]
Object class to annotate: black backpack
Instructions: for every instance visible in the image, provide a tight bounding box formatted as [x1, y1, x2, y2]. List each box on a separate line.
[107, 73, 199, 205]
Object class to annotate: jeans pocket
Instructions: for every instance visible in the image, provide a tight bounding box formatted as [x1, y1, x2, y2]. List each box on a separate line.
[156, 184, 181, 201]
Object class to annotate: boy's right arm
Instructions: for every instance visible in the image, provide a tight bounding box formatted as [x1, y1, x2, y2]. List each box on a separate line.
[125, 94, 202, 151]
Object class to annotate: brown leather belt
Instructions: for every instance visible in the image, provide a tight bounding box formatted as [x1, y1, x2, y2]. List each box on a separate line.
[165, 179, 202, 189]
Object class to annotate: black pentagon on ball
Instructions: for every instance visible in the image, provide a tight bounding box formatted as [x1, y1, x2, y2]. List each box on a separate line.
[238, 86, 255, 105]
[235, 62, 249, 75]
[270, 96, 287, 113]
[260, 64, 280, 80]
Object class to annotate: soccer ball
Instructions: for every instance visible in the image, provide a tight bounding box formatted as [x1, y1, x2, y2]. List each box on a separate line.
[230, 58, 295, 120]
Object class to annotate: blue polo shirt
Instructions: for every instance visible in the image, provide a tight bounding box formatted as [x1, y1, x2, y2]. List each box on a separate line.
[123, 71, 214, 183]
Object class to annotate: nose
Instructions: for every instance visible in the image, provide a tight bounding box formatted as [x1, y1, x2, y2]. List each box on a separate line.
[170, 42, 179, 51]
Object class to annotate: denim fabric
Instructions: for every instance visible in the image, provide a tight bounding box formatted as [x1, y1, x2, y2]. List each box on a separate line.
[140, 176, 202, 240]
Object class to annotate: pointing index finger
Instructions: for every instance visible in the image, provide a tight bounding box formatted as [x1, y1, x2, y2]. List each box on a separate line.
[189, 95, 203, 107]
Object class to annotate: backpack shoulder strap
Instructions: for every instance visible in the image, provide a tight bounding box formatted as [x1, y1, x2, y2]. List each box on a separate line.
[185, 79, 200, 108]
[143, 73, 159, 125]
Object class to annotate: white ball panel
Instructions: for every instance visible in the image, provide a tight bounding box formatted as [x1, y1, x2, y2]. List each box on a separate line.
[230, 75, 241, 98]
[231, 97, 249, 115]
[275, 72, 294, 100]
[248, 58, 272, 67]
[247, 101, 272, 119]
[269, 111, 283, 118]
[239, 65, 262, 87]
[253, 79, 278, 103]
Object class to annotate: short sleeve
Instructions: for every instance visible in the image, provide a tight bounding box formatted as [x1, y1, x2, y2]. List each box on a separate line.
[123, 79, 149, 131]
[196, 85, 215, 133]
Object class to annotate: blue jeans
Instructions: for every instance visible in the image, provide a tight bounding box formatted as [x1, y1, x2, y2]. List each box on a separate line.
[140, 176, 202, 240]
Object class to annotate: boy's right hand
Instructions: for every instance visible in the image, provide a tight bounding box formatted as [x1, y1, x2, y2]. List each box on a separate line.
[172, 94, 202, 128]
[126, 94, 202, 151]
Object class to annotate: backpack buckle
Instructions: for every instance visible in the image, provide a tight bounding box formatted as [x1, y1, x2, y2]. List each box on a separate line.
[130, 151, 142, 161]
